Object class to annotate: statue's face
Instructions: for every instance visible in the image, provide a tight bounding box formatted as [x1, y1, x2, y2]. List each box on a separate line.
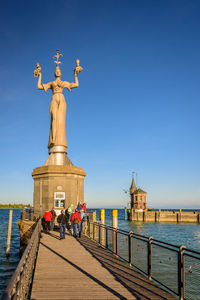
[55, 69, 61, 78]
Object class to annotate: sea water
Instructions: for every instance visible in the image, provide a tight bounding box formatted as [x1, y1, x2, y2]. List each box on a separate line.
[89, 209, 200, 299]
[89, 209, 200, 251]
[0, 209, 21, 298]
[0, 208, 200, 298]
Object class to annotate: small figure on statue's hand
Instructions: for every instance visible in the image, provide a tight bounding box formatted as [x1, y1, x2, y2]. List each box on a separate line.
[74, 59, 83, 74]
[34, 63, 41, 77]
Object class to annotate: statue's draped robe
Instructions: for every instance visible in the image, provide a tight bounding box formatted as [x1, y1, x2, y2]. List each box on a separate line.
[43, 80, 70, 148]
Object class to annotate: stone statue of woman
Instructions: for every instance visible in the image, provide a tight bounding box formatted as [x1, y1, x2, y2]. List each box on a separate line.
[34, 51, 82, 155]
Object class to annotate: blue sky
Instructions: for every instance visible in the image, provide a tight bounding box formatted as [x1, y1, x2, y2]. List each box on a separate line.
[0, 0, 200, 208]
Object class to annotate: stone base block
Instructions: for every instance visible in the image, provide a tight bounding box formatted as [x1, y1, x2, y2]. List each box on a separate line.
[32, 164, 86, 218]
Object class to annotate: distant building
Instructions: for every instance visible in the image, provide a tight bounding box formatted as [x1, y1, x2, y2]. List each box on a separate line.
[129, 175, 147, 211]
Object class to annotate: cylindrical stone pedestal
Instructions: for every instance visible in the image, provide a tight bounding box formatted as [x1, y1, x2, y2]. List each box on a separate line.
[48, 146, 68, 165]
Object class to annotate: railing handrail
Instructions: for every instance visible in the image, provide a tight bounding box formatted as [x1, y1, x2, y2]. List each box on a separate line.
[152, 238, 180, 249]
[1, 218, 41, 300]
[91, 221, 150, 239]
[85, 219, 200, 300]
[89, 220, 200, 254]
[184, 247, 200, 256]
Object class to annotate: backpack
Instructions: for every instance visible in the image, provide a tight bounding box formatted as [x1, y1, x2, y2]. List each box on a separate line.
[73, 218, 79, 224]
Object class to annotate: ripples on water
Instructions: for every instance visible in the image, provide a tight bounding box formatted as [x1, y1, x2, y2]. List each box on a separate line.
[0, 209, 21, 298]
[90, 209, 200, 299]
[0, 208, 200, 298]
[90, 209, 200, 251]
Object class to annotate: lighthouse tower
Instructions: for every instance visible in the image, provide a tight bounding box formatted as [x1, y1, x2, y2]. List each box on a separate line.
[130, 174, 147, 211]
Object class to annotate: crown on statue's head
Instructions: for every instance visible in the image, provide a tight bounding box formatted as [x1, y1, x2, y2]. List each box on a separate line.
[54, 49, 63, 66]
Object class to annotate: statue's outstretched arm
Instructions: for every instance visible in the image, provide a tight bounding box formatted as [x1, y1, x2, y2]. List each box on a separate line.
[37, 73, 43, 90]
[62, 60, 82, 91]
[70, 71, 79, 89]
[62, 71, 79, 92]
[38, 73, 51, 92]
[34, 63, 51, 92]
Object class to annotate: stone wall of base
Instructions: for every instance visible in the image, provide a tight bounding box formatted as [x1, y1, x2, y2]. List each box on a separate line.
[32, 164, 86, 218]
[128, 210, 200, 223]
[18, 220, 37, 255]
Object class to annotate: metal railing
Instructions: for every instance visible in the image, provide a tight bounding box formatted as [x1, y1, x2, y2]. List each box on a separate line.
[1, 219, 41, 300]
[84, 220, 200, 300]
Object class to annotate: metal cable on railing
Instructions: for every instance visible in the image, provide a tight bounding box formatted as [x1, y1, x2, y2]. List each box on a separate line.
[83, 220, 200, 300]
[184, 249, 200, 300]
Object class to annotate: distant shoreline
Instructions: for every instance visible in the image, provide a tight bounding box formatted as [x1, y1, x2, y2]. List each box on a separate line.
[0, 206, 199, 211]
[0, 205, 31, 209]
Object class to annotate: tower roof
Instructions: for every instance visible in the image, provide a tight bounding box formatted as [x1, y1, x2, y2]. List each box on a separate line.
[134, 188, 147, 194]
[130, 176, 137, 194]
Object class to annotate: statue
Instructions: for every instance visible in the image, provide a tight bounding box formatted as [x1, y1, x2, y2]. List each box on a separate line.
[34, 50, 83, 151]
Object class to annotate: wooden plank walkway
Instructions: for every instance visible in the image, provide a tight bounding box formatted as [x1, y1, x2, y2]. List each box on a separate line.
[31, 231, 176, 300]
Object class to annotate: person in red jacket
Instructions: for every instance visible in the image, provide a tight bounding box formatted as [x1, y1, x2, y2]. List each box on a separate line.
[71, 209, 81, 238]
[43, 210, 52, 232]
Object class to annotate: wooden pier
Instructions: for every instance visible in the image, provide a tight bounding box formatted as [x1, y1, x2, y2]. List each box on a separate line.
[31, 231, 175, 300]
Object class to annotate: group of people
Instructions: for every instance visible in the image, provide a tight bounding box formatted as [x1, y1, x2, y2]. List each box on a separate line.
[42, 208, 56, 232]
[42, 202, 87, 240]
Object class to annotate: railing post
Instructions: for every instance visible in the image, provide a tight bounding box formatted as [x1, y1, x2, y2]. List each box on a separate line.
[106, 226, 108, 248]
[100, 209, 105, 247]
[99, 224, 100, 244]
[112, 209, 118, 254]
[87, 216, 90, 237]
[148, 236, 153, 280]
[129, 231, 133, 265]
[90, 221, 92, 238]
[93, 223, 95, 240]
[115, 228, 118, 256]
[178, 245, 186, 300]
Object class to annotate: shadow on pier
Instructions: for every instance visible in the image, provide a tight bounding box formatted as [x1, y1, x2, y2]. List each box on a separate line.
[31, 232, 175, 300]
